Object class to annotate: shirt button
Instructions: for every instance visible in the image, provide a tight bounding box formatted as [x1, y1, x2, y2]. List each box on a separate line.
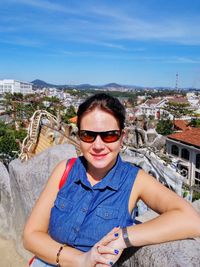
[105, 212, 109, 218]
[61, 204, 65, 209]
[74, 227, 79, 233]
[82, 208, 88, 213]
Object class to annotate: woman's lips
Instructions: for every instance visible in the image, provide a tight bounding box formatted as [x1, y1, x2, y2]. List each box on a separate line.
[91, 153, 108, 159]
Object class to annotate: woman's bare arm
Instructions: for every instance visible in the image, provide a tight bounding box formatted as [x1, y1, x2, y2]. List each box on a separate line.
[107, 169, 200, 249]
[23, 159, 84, 266]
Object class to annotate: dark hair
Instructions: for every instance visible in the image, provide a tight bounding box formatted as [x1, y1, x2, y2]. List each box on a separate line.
[77, 93, 125, 130]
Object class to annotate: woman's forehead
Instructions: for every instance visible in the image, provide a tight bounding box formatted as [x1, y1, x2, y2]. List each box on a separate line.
[80, 109, 119, 130]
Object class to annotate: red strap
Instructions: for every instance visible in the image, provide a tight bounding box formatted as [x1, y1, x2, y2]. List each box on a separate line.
[59, 158, 76, 190]
[29, 256, 36, 266]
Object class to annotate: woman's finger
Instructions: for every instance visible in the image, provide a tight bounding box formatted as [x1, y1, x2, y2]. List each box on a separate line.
[97, 227, 120, 246]
[94, 252, 115, 266]
[97, 245, 120, 256]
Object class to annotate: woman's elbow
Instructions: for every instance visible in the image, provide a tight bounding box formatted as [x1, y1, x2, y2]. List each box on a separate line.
[193, 215, 200, 237]
[22, 224, 35, 251]
[23, 227, 30, 250]
[186, 207, 200, 237]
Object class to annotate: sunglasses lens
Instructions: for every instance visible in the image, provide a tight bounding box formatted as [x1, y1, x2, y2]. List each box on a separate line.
[101, 131, 121, 143]
[79, 131, 95, 143]
[79, 130, 121, 143]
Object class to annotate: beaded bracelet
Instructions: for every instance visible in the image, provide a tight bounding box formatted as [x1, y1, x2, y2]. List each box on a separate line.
[56, 244, 66, 267]
[122, 227, 132, 248]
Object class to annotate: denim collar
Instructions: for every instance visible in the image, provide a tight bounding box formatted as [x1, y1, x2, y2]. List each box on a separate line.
[74, 155, 122, 191]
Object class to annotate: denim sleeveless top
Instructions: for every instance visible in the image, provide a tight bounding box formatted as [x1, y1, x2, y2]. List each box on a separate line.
[49, 155, 139, 252]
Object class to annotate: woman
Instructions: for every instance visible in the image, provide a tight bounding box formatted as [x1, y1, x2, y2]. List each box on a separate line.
[23, 93, 200, 267]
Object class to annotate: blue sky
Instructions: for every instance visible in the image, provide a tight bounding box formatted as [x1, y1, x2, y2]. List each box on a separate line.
[1, 0, 200, 88]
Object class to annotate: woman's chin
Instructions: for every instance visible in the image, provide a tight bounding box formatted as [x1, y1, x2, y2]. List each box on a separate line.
[88, 155, 116, 171]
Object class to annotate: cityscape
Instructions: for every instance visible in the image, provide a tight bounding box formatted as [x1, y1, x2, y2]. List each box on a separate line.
[0, 78, 200, 197]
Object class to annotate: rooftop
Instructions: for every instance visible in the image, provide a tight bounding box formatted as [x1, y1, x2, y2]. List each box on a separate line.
[173, 119, 189, 131]
[145, 98, 161, 106]
[167, 96, 189, 104]
[167, 127, 200, 148]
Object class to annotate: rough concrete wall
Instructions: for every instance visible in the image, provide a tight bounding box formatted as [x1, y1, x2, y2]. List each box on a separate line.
[118, 238, 200, 267]
[0, 143, 77, 259]
[118, 201, 200, 267]
[0, 162, 14, 239]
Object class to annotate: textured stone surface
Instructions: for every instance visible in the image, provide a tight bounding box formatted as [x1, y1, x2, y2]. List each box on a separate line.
[118, 239, 200, 267]
[0, 143, 77, 259]
[0, 162, 14, 238]
[118, 200, 200, 267]
[0, 237, 26, 267]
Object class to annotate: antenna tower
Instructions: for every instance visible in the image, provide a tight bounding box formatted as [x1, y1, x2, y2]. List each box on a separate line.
[175, 72, 179, 90]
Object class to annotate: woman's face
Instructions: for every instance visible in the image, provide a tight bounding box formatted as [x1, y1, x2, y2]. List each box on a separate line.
[79, 108, 124, 173]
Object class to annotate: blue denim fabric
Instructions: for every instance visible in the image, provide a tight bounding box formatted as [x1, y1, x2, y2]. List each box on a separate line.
[49, 155, 139, 252]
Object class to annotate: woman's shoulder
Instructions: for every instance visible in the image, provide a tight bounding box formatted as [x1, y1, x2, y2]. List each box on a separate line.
[120, 157, 140, 174]
[47, 158, 75, 184]
[53, 158, 68, 172]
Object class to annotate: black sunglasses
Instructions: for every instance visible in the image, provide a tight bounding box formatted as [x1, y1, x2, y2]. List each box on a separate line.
[79, 130, 121, 143]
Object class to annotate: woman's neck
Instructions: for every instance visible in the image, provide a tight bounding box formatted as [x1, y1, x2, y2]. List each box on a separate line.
[86, 157, 118, 186]
[87, 173, 102, 186]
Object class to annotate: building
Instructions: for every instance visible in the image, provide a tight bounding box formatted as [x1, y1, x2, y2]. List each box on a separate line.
[138, 95, 191, 120]
[166, 127, 200, 190]
[0, 79, 33, 95]
[138, 98, 169, 119]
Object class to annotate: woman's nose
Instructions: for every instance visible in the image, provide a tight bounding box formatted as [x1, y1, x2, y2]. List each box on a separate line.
[92, 135, 105, 149]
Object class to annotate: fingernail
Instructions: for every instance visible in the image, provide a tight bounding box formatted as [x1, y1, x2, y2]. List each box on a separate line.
[114, 233, 119, 237]
[114, 249, 119, 254]
[109, 262, 113, 266]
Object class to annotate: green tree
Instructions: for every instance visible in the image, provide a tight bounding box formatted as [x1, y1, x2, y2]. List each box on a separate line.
[188, 119, 200, 128]
[156, 119, 173, 135]
[3, 92, 13, 114]
[0, 121, 26, 159]
[164, 102, 193, 118]
[62, 105, 76, 123]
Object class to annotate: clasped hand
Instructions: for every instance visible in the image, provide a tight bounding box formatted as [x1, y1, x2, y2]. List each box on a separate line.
[80, 227, 123, 267]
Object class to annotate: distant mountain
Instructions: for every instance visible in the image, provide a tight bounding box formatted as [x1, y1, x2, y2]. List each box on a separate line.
[75, 84, 97, 89]
[104, 83, 123, 88]
[31, 79, 179, 91]
[31, 79, 136, 90]
[31, 79, 55, 88]
[31, 79, 95, 89]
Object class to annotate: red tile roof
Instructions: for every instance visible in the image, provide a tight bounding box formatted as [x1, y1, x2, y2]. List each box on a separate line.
[69, 116, 77, 123]
[145, 98, 161, 106]
[167, 127, 200, 147]
[167, 96, 189, 104]
[173, 120, 188, 131]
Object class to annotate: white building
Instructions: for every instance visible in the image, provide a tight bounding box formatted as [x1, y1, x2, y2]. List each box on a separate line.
[137, 96, 191, 120]
[138, 98, 169, 119]
[166, 127, 200, 190]
[186, 92, 200, 107]
[0, 79, 33, 95]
